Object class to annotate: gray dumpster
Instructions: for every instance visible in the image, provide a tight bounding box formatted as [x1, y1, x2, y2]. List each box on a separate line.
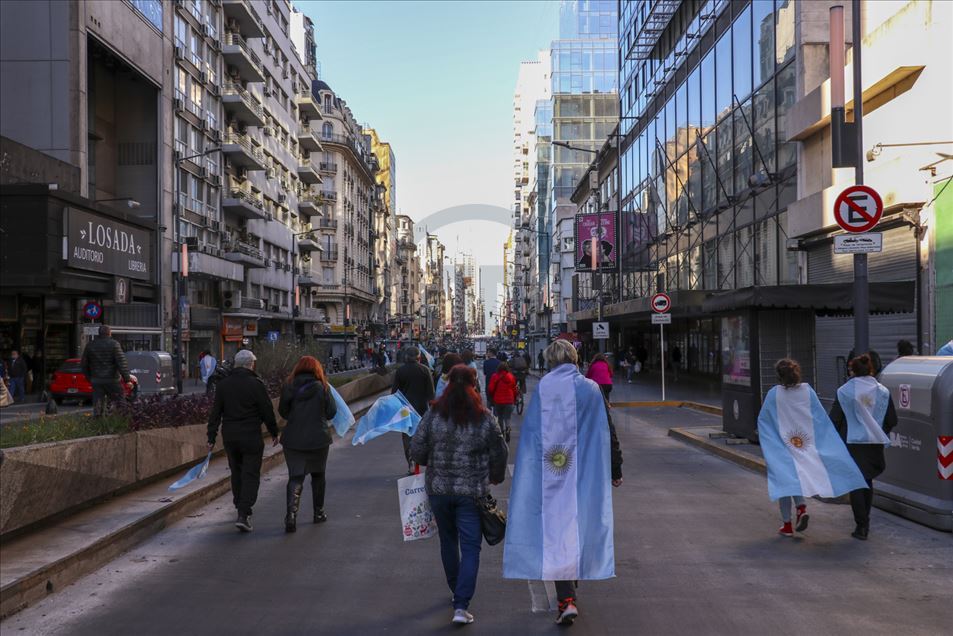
[876, 356, 953, 531]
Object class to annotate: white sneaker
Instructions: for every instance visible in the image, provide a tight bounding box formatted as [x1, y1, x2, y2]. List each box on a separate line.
[452, 609, 474, 625]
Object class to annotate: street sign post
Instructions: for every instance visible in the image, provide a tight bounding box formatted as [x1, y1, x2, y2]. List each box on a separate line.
[834, 233, 883, 254]
[593, 321, 609, 340]
[650, 293, 672, 400]
[834, 184, 883, 233]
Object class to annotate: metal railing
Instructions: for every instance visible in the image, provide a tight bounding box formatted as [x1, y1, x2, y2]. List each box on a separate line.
[222, 81, 264, 119]
[241, 296, 266, 310]
[223, 133, 265, 163]
[319, 162, 338, 173]
[319, 247, 339, 261]
[224, 188, 264, 209]
[223, 32, 263, 73]
[317, 219, 338, 230]
[224, 237, 263, 260]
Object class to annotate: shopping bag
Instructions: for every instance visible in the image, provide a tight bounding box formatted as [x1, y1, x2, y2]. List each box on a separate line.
[328, 385, 355, 437]
[633, 360, 643, 373]
[168, 452, 212, 491]
[398, 471, 436, 542]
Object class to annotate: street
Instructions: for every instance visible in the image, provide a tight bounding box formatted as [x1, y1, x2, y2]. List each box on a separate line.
[5, 379, 950, 636]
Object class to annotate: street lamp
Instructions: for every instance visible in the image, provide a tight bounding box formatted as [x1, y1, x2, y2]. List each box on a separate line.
[173, 147, 220, 394]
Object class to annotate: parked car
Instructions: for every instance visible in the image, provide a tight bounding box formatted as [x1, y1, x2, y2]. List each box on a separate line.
[49, 359, 138, 405]
[126, 351, 177, 397]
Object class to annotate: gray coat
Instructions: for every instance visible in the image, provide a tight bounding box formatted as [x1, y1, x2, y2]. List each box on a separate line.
[410, 409, 507, 497]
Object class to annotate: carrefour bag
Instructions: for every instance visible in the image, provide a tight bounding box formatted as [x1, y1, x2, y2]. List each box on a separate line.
[398, 471, 436, 542]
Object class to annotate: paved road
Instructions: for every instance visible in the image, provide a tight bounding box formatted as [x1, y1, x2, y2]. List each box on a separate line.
[5, 382, 951, 635]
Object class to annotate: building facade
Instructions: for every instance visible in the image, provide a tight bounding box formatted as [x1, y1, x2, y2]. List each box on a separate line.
[423, 234, 447, 339]
[395, 214, 421, 338]
[363, 128, 397, 334]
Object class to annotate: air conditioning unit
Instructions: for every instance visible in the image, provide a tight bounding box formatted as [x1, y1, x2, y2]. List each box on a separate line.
[209, 174, 222, 187]
[199, 119, 208, 131]
[222, 290, 242, 310]
[235, 167, 247, 181]
[278, 193, 287, 204]
[209, 84, 220, 97]
[211, 129, 222, 142]
[184, 236, 199, 248]
[174, 46, 185, 60]
[201, 24, 211, 37]
[173, 98, 184, 112]
[282, 69, 289, 79]
[195, 167, 207, 178]
[263, 126, 273, 136]
[199, 217, 209, 228]
[200, 72, 208, 84]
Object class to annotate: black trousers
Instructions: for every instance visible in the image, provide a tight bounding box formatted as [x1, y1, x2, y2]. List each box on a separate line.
[287, 446, 330, 511]
[224, 438, 264, 515]
[850, 478, 874, 527]
[555, 580, 576, 601]
[92, 381, 123, 417]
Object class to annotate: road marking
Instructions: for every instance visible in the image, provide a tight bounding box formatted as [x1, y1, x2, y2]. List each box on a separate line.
[528, 580, 557, 613]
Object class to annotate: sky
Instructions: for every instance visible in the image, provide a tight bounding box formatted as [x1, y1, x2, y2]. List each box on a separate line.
[298, 0, 559, 297]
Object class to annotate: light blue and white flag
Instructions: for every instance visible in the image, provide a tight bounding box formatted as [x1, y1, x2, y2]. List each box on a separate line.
[328, 385, 355, 437]
[435, 374, 449, 398]
[757, 384, 867, 501]
[168, 452, 212, 491]
[837, 376, 890, 445]
[351, 391, 422, 446]
[503, 363, 614, 581]
[937, 340, 953, 356]
[419, 345, 435, 369]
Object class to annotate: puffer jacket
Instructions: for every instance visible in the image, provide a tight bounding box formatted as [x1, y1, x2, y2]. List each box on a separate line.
[409, 409, 507, 497]
[81, 336, 130, 383]
[278, 372, 337, 451]
[585, 359, 613, 386]
[488, 371, 518, 405]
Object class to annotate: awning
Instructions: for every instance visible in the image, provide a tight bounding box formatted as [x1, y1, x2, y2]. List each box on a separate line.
[701, 282, 915, 314]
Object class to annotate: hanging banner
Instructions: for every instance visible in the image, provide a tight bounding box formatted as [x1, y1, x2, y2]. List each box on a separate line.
[574, 212, 618, 273]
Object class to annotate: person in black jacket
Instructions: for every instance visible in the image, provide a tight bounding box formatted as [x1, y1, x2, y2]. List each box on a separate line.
[391, 346, 435, 474]
[278, 356, 337, 532]
[207, 349, 278, 532]
[80, 326, 131, 416]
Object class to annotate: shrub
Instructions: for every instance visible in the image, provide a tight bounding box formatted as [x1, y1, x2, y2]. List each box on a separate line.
[113, 393, 213, 432]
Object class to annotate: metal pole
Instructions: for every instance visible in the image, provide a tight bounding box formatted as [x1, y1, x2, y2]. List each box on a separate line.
[852, 0, 869, 354]
[173, 162, 183, 395]
[660, 322, 666, 401]
[291, 234, 296, 341]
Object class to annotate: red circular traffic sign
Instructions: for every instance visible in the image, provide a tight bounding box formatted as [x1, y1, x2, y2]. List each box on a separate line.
[833, 185, 883, 233]
[651, 292, 671, 313]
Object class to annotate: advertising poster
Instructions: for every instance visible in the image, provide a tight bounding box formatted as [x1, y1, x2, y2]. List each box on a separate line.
[575, 212, 617, 272]
[721, 315, 751, 386]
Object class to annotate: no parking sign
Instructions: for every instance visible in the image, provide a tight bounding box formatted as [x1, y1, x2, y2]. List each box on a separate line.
[834, 185, 883, 233]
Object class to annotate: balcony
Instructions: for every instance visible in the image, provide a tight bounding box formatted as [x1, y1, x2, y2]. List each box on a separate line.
[240, 296, 266, 311]
[319, 247, 339, 262]
[296, 123, 322, 152]
[222, 81, 264, 127]
[222, 188, 268, 220]
[296, 157, 321, 184]
[319, 162, 338, 175]
[222, 33, 264, 83]
[222, 0, 264, 38]
[298, 194, 322, 216]
[295, 89, 320, 117]
[297, 233, 320, 252]
[187, 251, 244, 282]
[223, 237, 267, 268]
[222, 132, 266, 170]
[321, 190, 338, 203]
[316, 218, 338, 231]
[297, 274, 319, 288]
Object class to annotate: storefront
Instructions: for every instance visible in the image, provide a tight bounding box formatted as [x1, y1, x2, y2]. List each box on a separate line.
[0, 185, 159, 395]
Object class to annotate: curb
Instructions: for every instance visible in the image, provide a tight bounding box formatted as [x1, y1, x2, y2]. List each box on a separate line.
[611, 400, 723, 416]
[667, 427, 767, 475]
[0, 394, 382, 620]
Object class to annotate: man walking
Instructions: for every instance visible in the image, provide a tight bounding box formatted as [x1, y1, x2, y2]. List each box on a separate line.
[207, 350, 278, 532]
[8, 351, 28, 403]
[199, 350, 217, 390]
[482, 349, 501, 403]
[391, 346, 435, 474]
[537, 350, 545, 373]
[80, 327, 131, 416]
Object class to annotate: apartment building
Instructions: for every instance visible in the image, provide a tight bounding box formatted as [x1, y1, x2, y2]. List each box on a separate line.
[395, 215, 421, 338]
[364, 128, 397, 333]
[423, 234, 447, 338]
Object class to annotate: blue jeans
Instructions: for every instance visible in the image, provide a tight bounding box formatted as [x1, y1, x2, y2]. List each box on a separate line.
[429, 495, 482, 610]
[8, 377, 25, 402]
[778, 496, 805, 522]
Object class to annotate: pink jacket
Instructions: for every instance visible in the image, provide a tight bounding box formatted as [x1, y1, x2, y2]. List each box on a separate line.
[586, 359, 613, 386]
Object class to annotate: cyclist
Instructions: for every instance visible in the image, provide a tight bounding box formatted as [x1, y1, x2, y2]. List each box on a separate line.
[510, 352, 529, 395]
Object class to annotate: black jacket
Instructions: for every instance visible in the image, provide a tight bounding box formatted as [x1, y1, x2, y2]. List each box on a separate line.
[830, 393, 898, 480]
[604, 396, 624, 481]
[80, 337, 130, 384]
[207, 367, 278, 445]
[278, 373, 337, 451]
[391, 361, 435, 416]
[9, 357, 28, 379]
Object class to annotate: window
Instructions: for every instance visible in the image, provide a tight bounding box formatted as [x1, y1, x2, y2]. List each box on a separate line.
[776, 62, 796, 170]
[734, 100, 753, 193]
[700, 49, 715, 128]
[733, 5, 753, 102]
[752, 0, 775, 88]
[753, 80, 776, 174]
[174, 15, 187, 49]
[776, 0, 795, 66]
[321, 122, 332, 139]
[714, 32, 732, 121]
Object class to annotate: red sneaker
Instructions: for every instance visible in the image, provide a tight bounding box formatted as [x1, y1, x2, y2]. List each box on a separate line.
[556, 598, 578, 625]
[778, 522, 794, 537]
[795, 506, 810, 532]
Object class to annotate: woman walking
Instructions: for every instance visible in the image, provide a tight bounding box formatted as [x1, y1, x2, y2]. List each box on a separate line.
[585, 352, 614, 399]
[410, 365, 507, 626]
[277, 356, 337, 532]
[829, 353, 898, 540]
[487, 361, 518, 442]
[504, 340, 623, 626]
[757, 359, 866, 538]
[435, 352, 463, 397]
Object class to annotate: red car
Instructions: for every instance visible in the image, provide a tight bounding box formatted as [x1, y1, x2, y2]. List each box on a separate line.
[49, 358, 138, 405]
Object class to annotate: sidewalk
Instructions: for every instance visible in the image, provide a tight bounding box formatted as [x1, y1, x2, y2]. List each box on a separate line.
[608, 369, 722, 407]
[0, 389, 386, 619]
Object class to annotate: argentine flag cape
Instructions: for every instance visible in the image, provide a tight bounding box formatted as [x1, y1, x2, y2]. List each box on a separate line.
[837, 376, 890, 445]
[757, 384, 867, 501]
[351, 391, 421, 446]
[418, 345, 436, 369]
[503, 363, 614, 581]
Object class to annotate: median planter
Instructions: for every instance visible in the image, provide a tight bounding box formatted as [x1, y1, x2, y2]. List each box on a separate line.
[0, 371, 393, 539]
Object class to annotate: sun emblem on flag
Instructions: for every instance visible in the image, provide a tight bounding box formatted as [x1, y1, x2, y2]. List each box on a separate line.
[859, 394, 874, 408]
[544, 445, 573, 476]
[399, 408, 410, 417]
[785, 428, 813, 452]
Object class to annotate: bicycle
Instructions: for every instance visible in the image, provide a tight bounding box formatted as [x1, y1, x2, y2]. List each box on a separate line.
[514, 371, 527, 415]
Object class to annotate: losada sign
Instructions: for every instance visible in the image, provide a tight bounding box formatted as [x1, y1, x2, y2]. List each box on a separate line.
[66, 208, 152, 280]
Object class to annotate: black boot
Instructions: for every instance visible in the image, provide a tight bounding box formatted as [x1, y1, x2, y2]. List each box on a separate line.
[313, 509, 327, 523]
[851, 523, 869, 540]
[285, 482, 302, 533]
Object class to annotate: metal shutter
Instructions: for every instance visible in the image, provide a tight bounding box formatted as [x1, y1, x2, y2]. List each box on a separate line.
[758, 309, 815, 401]
[807, 225, 917, 284]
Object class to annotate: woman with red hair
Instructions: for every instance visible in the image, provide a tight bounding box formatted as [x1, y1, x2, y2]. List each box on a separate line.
[410, 364, 508, 625]
[278, 355, 337, 532]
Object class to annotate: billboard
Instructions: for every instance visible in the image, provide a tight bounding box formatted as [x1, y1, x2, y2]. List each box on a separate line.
[574, 212, 618, 273]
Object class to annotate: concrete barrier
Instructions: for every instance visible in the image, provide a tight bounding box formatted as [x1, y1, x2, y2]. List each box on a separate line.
[0, 371, 393, 539]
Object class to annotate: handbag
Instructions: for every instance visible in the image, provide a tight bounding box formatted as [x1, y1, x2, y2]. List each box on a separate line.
[475, 493, 506, 546]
